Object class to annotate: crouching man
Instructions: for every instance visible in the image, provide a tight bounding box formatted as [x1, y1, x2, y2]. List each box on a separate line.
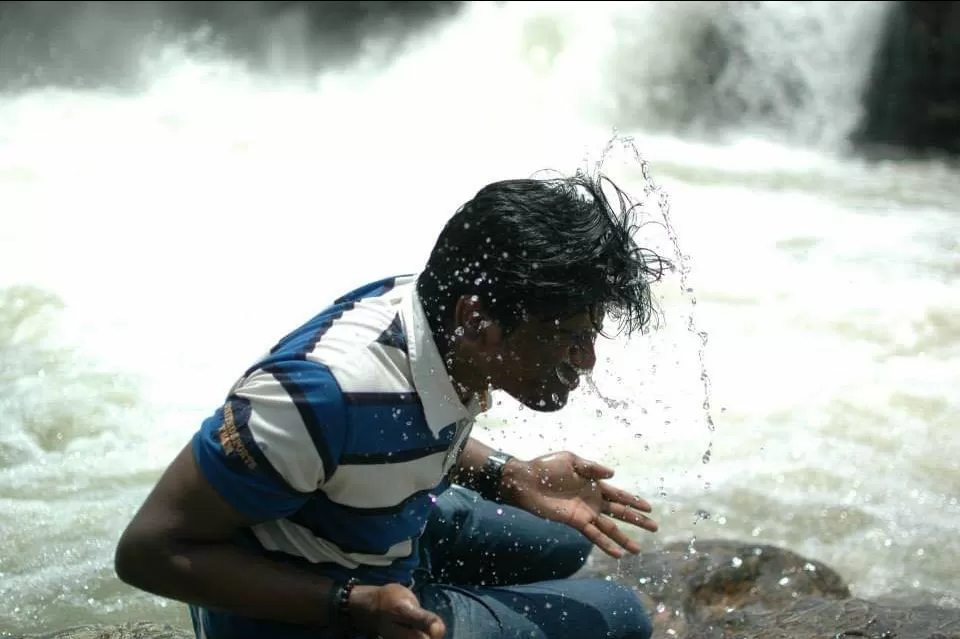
[115, 171, 669, 639]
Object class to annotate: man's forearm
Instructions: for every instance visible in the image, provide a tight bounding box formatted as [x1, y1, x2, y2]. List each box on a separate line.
[453, 437, 497, 480]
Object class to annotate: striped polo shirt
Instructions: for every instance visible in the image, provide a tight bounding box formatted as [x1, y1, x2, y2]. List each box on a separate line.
[191, 273, 488, 585]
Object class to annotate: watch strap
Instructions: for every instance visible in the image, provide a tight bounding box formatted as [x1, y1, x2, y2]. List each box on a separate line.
[474, 451, 514, 502]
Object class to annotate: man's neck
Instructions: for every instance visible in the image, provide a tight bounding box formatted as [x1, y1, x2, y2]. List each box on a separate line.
[423, 307, 488, 406]
[434, 332, 488, 406]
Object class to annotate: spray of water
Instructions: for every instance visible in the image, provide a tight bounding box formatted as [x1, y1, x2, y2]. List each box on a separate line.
[579, 134, 717, 470]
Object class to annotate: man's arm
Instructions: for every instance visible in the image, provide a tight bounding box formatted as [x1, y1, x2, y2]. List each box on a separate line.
[114, 442, 341, 626]
[115, 364, 378, 630]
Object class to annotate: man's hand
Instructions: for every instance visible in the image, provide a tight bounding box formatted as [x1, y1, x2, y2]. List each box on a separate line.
[501, 451, 658, 558]
[349, 584, 445, 639]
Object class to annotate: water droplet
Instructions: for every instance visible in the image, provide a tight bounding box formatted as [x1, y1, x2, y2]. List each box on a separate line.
[731, 557, 743, 568]
[496, 508, 504, 515]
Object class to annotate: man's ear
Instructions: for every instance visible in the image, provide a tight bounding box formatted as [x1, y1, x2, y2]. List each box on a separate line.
[453, 294, 502, 347]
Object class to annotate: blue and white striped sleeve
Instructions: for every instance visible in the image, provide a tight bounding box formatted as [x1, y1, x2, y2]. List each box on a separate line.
[191, 360, 347, 521]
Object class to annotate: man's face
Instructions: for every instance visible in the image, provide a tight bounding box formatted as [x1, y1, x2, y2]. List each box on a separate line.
[486, 310, 600, 412]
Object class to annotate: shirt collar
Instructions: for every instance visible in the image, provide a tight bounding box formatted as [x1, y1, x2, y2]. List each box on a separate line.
[400, 280, 487, 435]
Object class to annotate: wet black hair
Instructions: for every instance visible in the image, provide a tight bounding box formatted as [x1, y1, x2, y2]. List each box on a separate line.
[416, 170, 671, 339]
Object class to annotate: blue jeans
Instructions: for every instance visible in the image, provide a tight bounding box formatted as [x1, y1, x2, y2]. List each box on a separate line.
[190, 486, 652, 639]
[413, 485, 652, 639]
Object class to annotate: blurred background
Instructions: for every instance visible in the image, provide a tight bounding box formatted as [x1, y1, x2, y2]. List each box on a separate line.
[0, 1, 958, 635]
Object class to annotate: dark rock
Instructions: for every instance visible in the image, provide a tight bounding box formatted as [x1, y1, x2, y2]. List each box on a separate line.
[855, 0, 960, 157]
[580, 538, 960, 639]
[581, 538, 850, 638]
[686, 597, 960, 639]
[10, 622, 192, 639]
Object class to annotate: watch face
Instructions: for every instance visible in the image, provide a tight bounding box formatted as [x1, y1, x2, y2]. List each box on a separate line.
[489, 452, 512, 467]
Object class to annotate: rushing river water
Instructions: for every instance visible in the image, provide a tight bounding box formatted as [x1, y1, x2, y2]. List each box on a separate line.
[1, 2, 958, 635]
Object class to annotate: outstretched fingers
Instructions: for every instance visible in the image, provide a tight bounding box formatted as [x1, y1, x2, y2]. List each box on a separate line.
[601, 482, 653, 513]
[582, 515, 642, 557]
[602, 500, 659, 533]
[572, 457, 616, 481]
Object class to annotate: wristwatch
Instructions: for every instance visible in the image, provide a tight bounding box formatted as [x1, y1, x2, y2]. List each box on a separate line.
[476, 450, 514, 502]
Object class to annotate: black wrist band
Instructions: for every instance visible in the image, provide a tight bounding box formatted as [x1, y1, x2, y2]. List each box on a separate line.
[474, 451, 513, 502]
[327, 577, 359, 636]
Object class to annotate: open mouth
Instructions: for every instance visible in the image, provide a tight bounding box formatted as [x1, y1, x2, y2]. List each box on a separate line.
[555, 365, 580, 390]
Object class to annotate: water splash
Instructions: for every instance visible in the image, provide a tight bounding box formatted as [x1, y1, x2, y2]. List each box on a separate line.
[589, 135, 718, 460]
[583, 373, 630, 411]
[0, 286, 144, 469]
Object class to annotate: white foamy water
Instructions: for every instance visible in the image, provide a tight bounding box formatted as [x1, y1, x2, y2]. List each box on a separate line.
[2, 1, 959, 634]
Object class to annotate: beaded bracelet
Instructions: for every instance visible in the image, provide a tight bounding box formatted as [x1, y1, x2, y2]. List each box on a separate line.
[327, 577, 360, 636]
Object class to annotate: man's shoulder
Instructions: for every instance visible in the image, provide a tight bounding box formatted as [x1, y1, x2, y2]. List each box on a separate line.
[331, 273, 418, 308]
[247, 274, 419, 398]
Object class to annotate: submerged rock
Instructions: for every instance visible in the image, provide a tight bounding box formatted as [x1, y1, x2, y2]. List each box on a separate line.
[687, 596, 960, 639]
[12, 623, 192, 639]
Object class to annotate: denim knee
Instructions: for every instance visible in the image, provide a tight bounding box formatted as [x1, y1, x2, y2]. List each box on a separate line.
[551, 529, 595, 577]
[588, 578, 654, 639]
